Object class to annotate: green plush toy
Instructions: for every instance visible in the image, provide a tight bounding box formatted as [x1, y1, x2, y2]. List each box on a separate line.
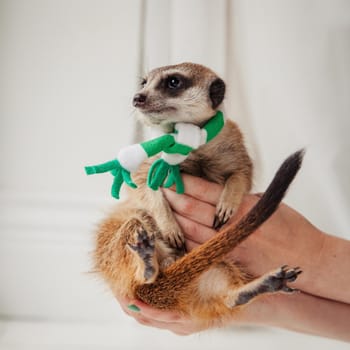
[85, 111, 225, 199]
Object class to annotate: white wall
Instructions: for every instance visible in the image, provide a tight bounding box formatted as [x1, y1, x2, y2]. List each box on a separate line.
[226, 0, 350, 236]
[0, 0, 142, 321]
[143, 0, 227, 74]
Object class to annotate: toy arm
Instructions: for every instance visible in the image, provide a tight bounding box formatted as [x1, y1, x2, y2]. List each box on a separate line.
[116, 134, 175, 173]
[85, 158, 137, 199]
[84, 134, 176, 199]
[140, 134, 175, 157]
[85, 159, 119, 175]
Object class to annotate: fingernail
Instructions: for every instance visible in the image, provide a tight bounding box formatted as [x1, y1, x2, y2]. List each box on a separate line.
[127, 304, 140, 312]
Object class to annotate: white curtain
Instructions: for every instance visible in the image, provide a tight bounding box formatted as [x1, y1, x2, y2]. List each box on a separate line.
[142, 0, 350, 237]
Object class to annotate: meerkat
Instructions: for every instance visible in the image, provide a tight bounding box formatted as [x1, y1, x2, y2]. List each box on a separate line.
[92, 63, 303, 330]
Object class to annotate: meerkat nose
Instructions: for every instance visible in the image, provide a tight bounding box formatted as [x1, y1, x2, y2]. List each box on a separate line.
[133, 93, 147, 107]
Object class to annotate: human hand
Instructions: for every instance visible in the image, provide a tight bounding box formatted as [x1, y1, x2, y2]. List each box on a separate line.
[115, 174, 350, 340]
[117, 295, 205, 335]
[117, 289, 350, 341]
[163, 174, 326, 287]
[116, 288, 279, 335]
[163, 174, 350, 305]
[116, 174, 318, 334]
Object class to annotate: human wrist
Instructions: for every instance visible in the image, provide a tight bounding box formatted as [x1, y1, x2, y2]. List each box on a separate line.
[233, 292, 350, 342]
[304, 231, 350, 303]
[234, 293, 291, 328]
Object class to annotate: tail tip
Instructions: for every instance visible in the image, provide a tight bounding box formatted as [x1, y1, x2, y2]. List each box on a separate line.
[291, 148, 306, 168]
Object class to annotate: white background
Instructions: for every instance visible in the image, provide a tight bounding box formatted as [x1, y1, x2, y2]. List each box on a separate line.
[0, 0, 349, 349]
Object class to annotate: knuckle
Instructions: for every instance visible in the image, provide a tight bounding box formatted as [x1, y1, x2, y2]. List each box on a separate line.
[166, 312, 182, 322]
[180, 197, 196, 215]
[137, 316, 151, 326]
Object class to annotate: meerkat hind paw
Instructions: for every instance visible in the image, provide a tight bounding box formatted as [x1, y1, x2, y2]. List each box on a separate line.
[128, 226, 157, 281]
[265, 265, 302, 293]
[226, 265, 302, 308]
[164, 230, 186, 253]
[128, 227, 155, 253]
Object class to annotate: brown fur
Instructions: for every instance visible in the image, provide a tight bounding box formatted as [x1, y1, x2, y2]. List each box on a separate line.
[93, 63, 303, 330]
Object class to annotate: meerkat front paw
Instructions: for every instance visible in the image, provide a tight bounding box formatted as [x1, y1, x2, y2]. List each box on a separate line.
[157, 219, 185, 253]
[213, 174, 251, 230]
[213, 201, 236, 230]
[162, 229, 186, 254]
[213, 191, 243, 229]
[128, 225, 159, 282]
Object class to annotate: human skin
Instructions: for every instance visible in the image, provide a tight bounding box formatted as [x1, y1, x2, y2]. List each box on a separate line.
[116, 174, 350, 341]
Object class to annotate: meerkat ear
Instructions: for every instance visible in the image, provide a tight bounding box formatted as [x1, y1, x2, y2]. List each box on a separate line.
[209, 78, 226, 109]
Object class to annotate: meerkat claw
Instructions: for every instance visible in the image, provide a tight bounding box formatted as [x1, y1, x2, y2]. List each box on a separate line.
[213, 207, 234, 230]
[213, 215, 225, 230]
[164, 230, 186, 253]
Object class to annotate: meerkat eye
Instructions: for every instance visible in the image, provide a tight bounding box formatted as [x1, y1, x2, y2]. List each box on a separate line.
[140, 78, 147, 87]
[167, 76, 182, 89]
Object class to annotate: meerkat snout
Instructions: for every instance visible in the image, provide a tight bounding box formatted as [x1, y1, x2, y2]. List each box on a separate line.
[133, 93, 147, 107]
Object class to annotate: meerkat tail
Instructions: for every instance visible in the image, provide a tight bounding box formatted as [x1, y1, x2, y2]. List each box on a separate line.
[226, 148, 305, 245]
[135, 150, 304, 307]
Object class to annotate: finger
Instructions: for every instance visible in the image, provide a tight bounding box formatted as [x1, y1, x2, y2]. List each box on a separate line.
[173, 174, 223, 205]
[186, 239, 200, 252]
[117, 295, 131, 305]
[120, 296, 183, 324]
[163, 189, 216, 227]
[173, 213, 217, 246]
[116, 295, 134, 316]
[135, 315, 195, 335]
[131, 300, 182, 323]
[125, 300, 196, 335]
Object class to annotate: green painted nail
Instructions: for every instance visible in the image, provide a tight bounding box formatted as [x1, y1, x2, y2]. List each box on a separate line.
[128, 304, 140, 312]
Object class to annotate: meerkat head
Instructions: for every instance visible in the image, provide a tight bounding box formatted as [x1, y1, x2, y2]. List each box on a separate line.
[133, 62, 226, 132]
